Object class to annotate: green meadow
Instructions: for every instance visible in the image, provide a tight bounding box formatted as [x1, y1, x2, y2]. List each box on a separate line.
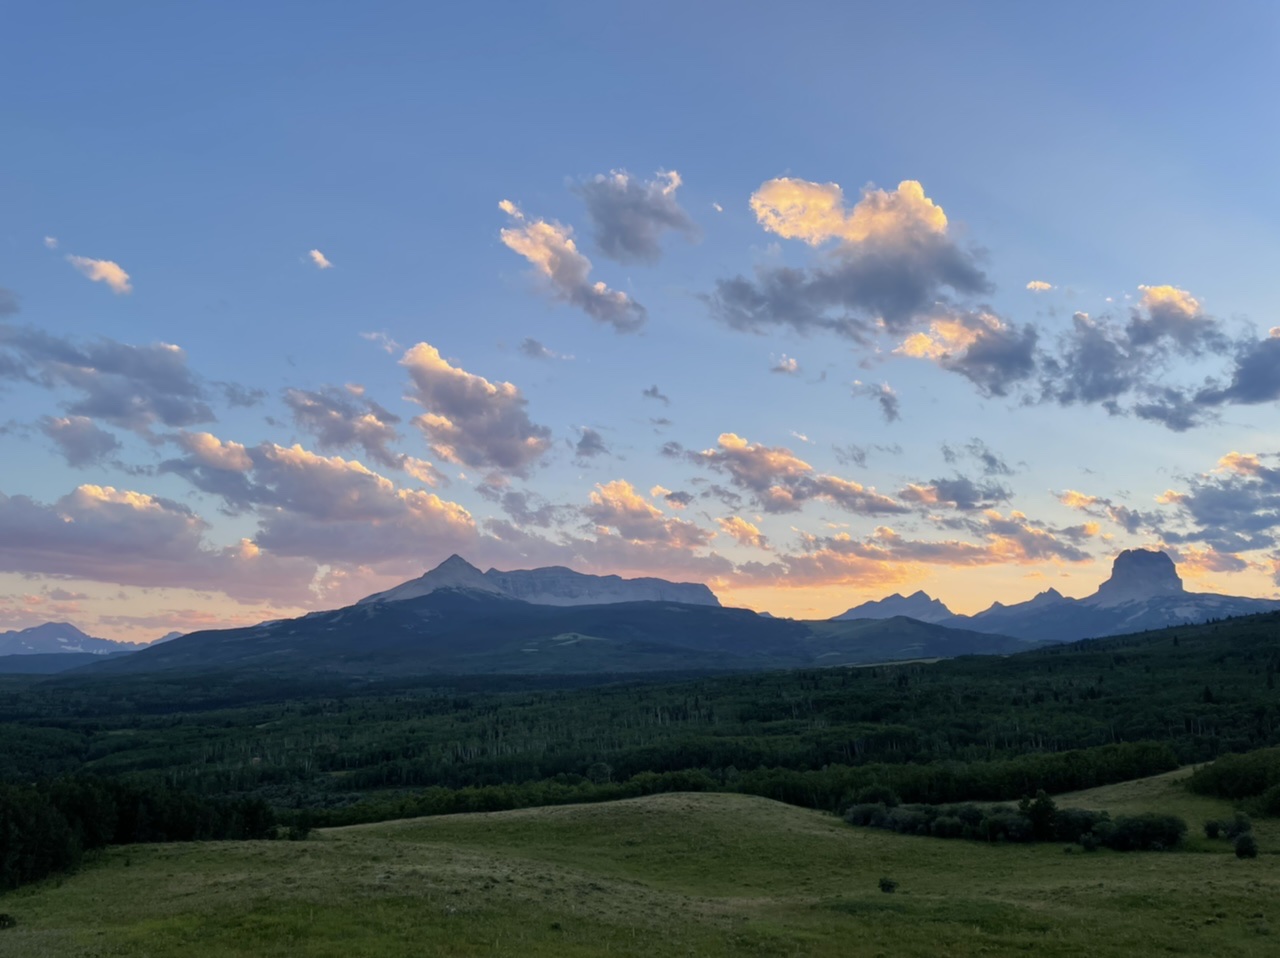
[3, 771, 1276, 958]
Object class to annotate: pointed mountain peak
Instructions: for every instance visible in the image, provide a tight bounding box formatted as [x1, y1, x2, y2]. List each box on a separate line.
[434, 554, 482, 573]
[834, 590, 955, 624]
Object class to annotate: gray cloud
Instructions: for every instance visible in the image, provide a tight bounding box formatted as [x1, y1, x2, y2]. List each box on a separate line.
[573, 169, 696, 264]
[518, 338, 568, 361]
[851, 380, 900, 422]
[0, 288, 20, 317]
[1196, 335, 1280, 407]
[574, 427, 610, 460]
[284, 385, 403, 468]
[901, 475, 1011, 511]
[643, 385, 670, 405]
[0, 322, 215, 434]
[401, 343, 551, 475]
[39, 415, 121, 467]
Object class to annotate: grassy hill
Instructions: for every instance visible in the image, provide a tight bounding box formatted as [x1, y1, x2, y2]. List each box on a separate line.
[3, 782, 1277, 957]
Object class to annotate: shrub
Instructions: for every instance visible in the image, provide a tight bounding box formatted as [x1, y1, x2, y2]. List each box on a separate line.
[1055, 808, 1109, 844]
[853, 785, 901, 807]
[932, 816, 965, 839]
[1204, 820, 1223, 839]
[0, 914, 15, 930]
[1226, 813, 1253, 839]
[982, 811, 1034, 844]
[878, 877, 898, 893]
[842, 803, 889, 828]
[1078, 831, 1100, 852]
[1103, 814, 1187, 851]
[887, 806, 932, 836]
[1235, 834, 1260, 859]
[1259, 784, 1280, 817]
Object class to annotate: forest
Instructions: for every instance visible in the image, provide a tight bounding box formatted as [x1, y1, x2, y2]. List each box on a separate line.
[0, 612, 1274, 821]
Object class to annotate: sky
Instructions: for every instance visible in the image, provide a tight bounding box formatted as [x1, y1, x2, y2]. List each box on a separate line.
[3, 1, 1280, 643]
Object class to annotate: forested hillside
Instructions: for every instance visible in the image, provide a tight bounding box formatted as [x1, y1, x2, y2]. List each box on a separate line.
[0, 612, 1275, 826]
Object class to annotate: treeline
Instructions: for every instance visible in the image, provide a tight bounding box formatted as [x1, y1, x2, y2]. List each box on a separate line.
[1187, 746, 1280, 816]
[291, 741, 1177, 828]
[0, 778, 275, 892]
[844, 790, 1188, 851]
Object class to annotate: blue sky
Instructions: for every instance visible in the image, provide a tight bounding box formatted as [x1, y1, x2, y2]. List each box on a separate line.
[4, 1, 1280, 641]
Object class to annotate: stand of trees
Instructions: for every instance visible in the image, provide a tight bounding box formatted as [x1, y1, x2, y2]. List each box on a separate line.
[0, 778, 275, 892]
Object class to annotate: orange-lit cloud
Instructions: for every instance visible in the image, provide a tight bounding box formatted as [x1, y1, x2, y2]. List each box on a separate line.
[66, 255, 132, 293]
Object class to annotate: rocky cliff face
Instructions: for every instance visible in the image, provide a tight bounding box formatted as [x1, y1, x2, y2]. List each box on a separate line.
[359, 555, 721, 607]
[1084, 549, 1184, 607]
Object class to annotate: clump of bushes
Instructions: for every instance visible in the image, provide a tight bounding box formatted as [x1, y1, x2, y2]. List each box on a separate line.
[1235, 834, 1260, 859]
[878, 877, 898, 893]
[0, 914, 16, 930]
[844, 790, 1186, 852]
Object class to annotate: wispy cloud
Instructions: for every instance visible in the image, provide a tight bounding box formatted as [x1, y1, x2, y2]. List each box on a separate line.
[309, 249, 333, 270]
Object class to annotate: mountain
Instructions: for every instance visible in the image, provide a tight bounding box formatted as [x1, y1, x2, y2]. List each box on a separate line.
[834, 590, 956, 624]
[84, 587, 1033, 678]
[358, 554, 721, 607]
[0, 622, 148, 656]
[957, 550, 1279, 643]
[0, 651, 134, 674]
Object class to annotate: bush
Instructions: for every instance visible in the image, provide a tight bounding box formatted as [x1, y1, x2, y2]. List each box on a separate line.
[931, 816, 965, 839]
[878, 877, 898, 893]
[1225, 812, 1253, 839]
[1259, 784, 1280, 817]
[0, 914, 15, 930]
[982, 811, 1034, 844]
[1235, 834, 1260, 859]
[1078, 831, 1100, 852]
[1055, 808, 1109, 844]
[853, 784, 901, 807]
[1204, 820, 1223, 839]
[1102, 813, 1187, 851]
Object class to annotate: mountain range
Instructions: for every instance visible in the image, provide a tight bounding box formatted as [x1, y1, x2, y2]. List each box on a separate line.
[82, 556, 1033, 677]
[836, 548, 1280, 642]
[0, 622, 149, 656]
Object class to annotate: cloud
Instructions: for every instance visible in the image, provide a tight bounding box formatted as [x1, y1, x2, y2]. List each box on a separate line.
[642, 384, 670, 405]
[1195, 330, 1280, 407]
[851, 380, 900, 422]
[66, 255, 132, 294]
[942, 438, 1013, 476]
[160, 436, 478, 566]
[694, 432, 907, 516]
[574, 427, 610, 460]
[309, 249, 333, 270]
[0, 288, 19, 317]
[1152, 449, 1280, 554]
[572, 169, 696, 264]
[401, 342, 551, 474]
[0, 483, 318, 603]
[0, 324, 215, 434]
[712, 202, 724, 213]
[43, 237, 58, 250]
[900, 476, 1011, 511]
[582, 480, 712, 549]
[1026, 280, 1054, 292]
[897, 310, 1039, 398]
[360, 331, 400, 354]
[519, 337, 570, 360]
[650, 485, 693, 510]
[708, 178, 990, 337]
[1056, 487, 1162, 536]
[499, 200, 646, 332]
[717, 515, 769, 550]
[283, 385, 405, 469]
[771, 354, 800, 374]
[39, 415, 121, 467]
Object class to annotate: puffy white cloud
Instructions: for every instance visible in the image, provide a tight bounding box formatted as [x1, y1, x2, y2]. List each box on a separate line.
[1026, 280, 1054, 291]
[309, 249, 333, 270]
[66, 255, 132, 294]
[750, 177, 949, 246]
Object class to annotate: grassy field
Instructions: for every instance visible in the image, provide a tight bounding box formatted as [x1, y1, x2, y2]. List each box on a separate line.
[2, 779, 1276, 957]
